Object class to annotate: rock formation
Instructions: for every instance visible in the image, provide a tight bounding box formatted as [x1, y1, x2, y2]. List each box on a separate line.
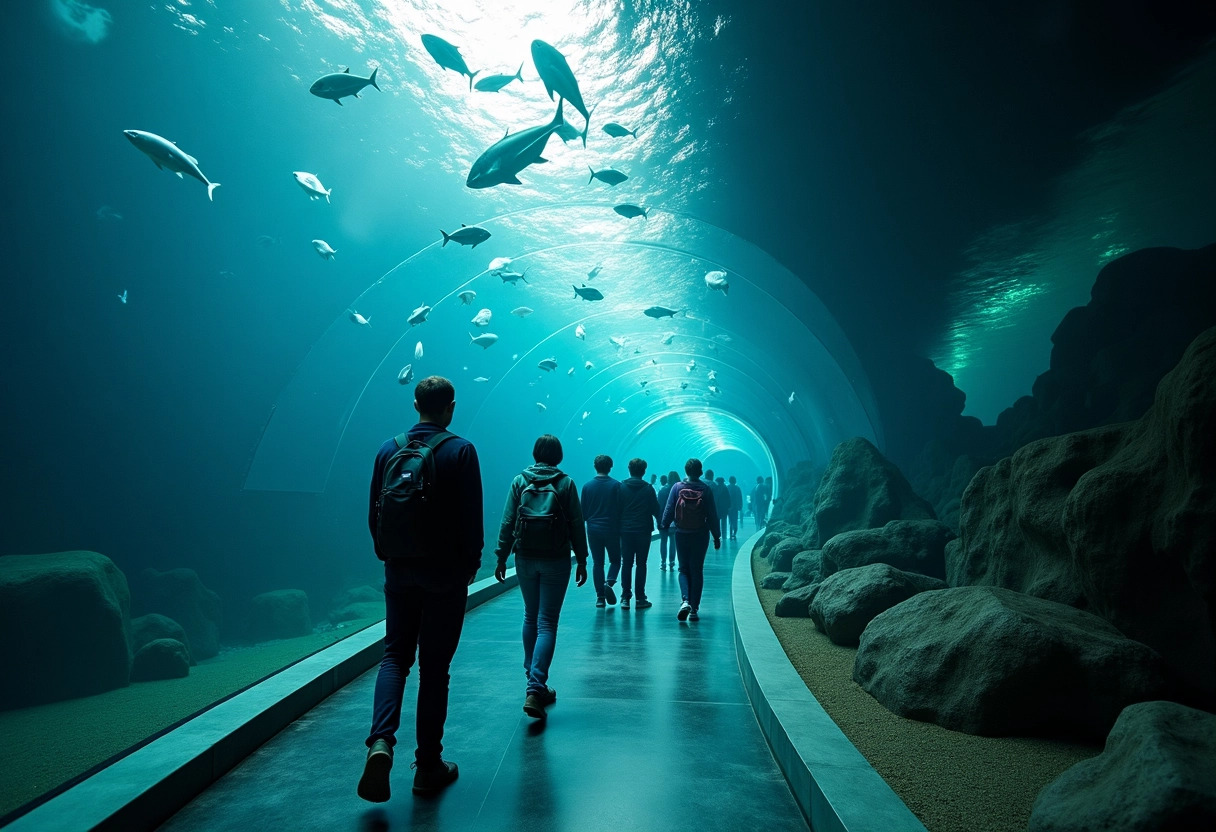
[248, 589, 312, 641]
[132, 568, 223, 659]
[809, 563, 946, 646]
[131, 638, 191, 682]
[130, 613, 194, 665]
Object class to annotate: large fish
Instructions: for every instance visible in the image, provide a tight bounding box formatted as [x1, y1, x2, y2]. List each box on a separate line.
[614, 203, 648, 219]
[408, 304, 431, 326]
[310, 67, 380, 105]
[467, 99, 566, 188]
[312, 239, 338, 260]
[441, 225, 491, 248]
[293, 171, 332, 203]
[588, 167, 628, 186]
[498, 268, 530, 285]
[538, 358, 557, 372]
[474, 64, 523, 92]
[469, 332, 499, 349]
[123, 130, 220, 201]
[573, 284, 604, 301]
[530, 40, 592, 145]
[602, 122, 637, 139]
[643, 306, 679, 319]
[421, 34, 478, 89]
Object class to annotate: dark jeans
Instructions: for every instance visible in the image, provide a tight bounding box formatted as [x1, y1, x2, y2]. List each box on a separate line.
[720, 515, 728, 540]
[517, 556, 572, 695]
[659, 528, 673, 565]
[366, 562, 468, 765]
[728, 510, 739, 537]
[588, 527, 621, 600]
[675, 531, 710, 610]
[619, 531, 651, 601]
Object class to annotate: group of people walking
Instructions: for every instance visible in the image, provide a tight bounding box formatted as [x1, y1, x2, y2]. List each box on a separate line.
[356, 377, 770, 802]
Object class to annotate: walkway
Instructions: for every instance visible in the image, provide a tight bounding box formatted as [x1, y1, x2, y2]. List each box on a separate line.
[158, 539, 808, 832]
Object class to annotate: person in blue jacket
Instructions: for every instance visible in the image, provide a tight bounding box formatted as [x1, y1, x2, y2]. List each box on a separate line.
[660, 458, 721, 621]
[618, 457, 661, 609]
[656, 470, 680, 571]
[581, 455, 622, 607]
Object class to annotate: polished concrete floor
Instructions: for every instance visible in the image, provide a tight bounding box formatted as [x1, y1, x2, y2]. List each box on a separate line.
[158, 538, 808, 831]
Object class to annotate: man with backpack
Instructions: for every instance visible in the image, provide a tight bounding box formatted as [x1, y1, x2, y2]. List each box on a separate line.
[494, 434, 588, 719]
[657, 470, 680, 571]
[581, 455, 622, 607]
[359, 376, 482, 802]
[660, 459, 721, 621]
[619, 457, 661, 609]
[726, 476, 744, 541]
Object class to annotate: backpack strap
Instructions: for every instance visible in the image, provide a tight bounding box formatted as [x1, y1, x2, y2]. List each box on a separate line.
[393, 433, 408, 449]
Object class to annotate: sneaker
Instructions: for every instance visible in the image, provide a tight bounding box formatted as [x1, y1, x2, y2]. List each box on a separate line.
[596, 598, 606, 608]
[677, 602, 692, 621]
[635, 599, 653, 610]
[411, 759, 458, 795]
[523, 693, 548, 719]
[357, 739, 393, 803]
[689, 609, 700, 621]
[604, 583, 618, 605]
[622, 599, 630, 609]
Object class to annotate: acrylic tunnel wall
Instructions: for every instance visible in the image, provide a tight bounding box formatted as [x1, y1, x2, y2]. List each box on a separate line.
[243, 203, 883, 539]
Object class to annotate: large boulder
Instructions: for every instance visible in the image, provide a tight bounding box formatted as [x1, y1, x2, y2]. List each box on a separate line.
[754, 523, 797, 560]
[769, 461, 823, 527]
[131, 638, 190, 682]
[328, 585, 384, 624]
[854, 586, 1173, 739]
[820, 519, 954, 580]
[759, 571, 791, 590]
[774, 583, 820, 618]
[810, 563, 947, 646]
[767, 538, 805, 573]
[130, 613, 194, 665]
[133, 568, 223, 660]
[1029, 701, 1216, 832]
[248, 589, 311, 641]
[950, 327, 1216, 697]
[782, 550, 823, 592]
[0, 551, 132, 709]
[807, 438, 937, 547]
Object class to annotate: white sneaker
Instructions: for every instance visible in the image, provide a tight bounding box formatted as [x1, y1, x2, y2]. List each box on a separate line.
[677, 602, 692, 621]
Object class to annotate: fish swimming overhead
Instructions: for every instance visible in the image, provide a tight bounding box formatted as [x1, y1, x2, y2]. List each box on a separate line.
[408, 305, 431, 326]
[293, 171, 332, 203]
[511, 306, 533, 318]
[707, 370, 717, 381]
[474, 376, 490, 382]
[660, 332, 675, 345]
[467, 99, 566, 189]
[441, 225, 491, 248]
[687, 359, 697, 372]
[709, 385, 721, 395]
[312, 239, 337, 260]
[117, 290, 128, 304]
[705, 270, 730, 295]
[582, 410, 591, 420]
[613, 203, 648, 219]
[608, 336, 626, 349]
[538, 358, 558, 372]
[567, 368, 575, 376]
[644, 306, 679, 319]
[584, 361, 594, 370]
[573, 284, 604, 301]
[472, 308, 493, 327]
[614, 406, 627, 415]
[498, 268, 529, 285]
[588, 263, 604, 279]
[349, 310, 371, 326]
[679, 381, 689, 390]
[123, 130, 219, 201]
[458, 290, 477, 305]
[554, 121, 582, 144]
[310, 66, 380, 105]
[588, 167, 628, 186]
[530, 40, 592, 144]
[415, 342, 424, 359]
[398, 364, 414, 385]
[421, 34, 478, 89]
[602, 122, 637, 139]
[575, 323, 586, 340]
[469, 332, 499, 349]
[473, 64, 524, 92]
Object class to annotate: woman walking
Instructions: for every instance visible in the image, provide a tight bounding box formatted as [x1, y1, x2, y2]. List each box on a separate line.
[494, 434, 589, 718]
[660, 458, 721, 621]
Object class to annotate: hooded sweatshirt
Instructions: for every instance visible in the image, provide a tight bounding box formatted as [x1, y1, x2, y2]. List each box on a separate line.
[495, 464, 589, 563]
[619, 476, 661, 534]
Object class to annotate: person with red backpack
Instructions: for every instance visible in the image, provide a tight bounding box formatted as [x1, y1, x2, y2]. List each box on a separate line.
[659, 458, 721, 621]
[494, 434, 589, 719]
[359, 377, 483, 802]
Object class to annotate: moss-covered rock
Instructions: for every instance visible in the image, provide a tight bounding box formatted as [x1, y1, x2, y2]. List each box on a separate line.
[248, 589, 311, 641]
[775, 582, 820, 618]
[0, 551, 132, 709]
[782, 550, 823, 592]
[809, 563, 946, 646]
[329, 585, 384, 624]
[760, 571, 792, 590]
[820, 519, 954, 580]
[130, 613, 193, 665]
[130, 638, 190, 682]
[133, 568, 222, 660]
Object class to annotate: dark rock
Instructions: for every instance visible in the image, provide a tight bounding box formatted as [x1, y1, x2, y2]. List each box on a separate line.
[769, 461, 823, 527]
[820, 519, 954, 580]
[807, 437, 937, 547]
[810, 563, 947, 646]
[133, 568, 223, 660]
[130, 613, 194, 665]
[1028, 701, 1216, 832]
[854, 586, 1173, 739]
[130, 638, 190, 682]
[0, 551, 131, 709]
[768, 538, 804, 573]
[775, 583, 820, 618]
[950, 327, 1216, 698]
[249, 589, 311, 641]
[754, 523, 796, 560]
[328, 585, 384, 624]
[760, 571, 791, 590]
[782, 550, 823, 592]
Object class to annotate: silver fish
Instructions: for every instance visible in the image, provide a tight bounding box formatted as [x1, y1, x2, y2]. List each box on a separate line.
[408, 304, 431, 326]
[310, 67, 380, 105]
[421, 34, 478, 89]
[398, 364, 414, 385]
[123, 130, 219, 201]
[441, 225, 491, 248]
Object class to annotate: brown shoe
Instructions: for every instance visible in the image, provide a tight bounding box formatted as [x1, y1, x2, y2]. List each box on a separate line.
[412, 759, 459, 795]
[357, 739, 393, 803]
[523, 693, 547, 719]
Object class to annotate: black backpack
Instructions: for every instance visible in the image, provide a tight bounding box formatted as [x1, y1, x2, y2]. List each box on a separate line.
[375, 431, 455, 559]
[674, 486, 708, 531]
[513, 475, 570, 556]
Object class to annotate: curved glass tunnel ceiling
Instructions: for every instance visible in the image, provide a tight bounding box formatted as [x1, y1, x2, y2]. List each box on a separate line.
[244, 205, 883, 493]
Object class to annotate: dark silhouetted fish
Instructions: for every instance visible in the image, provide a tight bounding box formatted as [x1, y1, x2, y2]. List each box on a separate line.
[441, 224, 492, 248]
[574, 284, 604, 301]
[467, 99, 565, 188]
[310, 67, 380, 105]
[602, 123, 637, 138]
[474, 64, 523, 92]
[531, 40, 592, 145]
[644, 306, 679, 319]
[613, 203, 648, 219]
[421, 34, 478, 89]
[588, 167, 628, 186]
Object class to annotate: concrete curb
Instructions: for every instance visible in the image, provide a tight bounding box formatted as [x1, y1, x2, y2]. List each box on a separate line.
[3, 570, 520, 832]
[732, 535, 927, 832]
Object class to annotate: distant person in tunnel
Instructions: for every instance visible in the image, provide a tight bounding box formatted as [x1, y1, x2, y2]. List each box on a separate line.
[751, 476, 769, 527]
[710, 474, 731, 542]
[661, 459, 721, 621]
[360, 376, 482, 802]
[494, 434, 589, 720]
[619, 457, 661, 609]
[582, 454, 622, 607]
[762, 477, 774, 526]
[649, 472, 658, 490]
[657, 470, 680, 571]
[727, 476, 743, 540]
